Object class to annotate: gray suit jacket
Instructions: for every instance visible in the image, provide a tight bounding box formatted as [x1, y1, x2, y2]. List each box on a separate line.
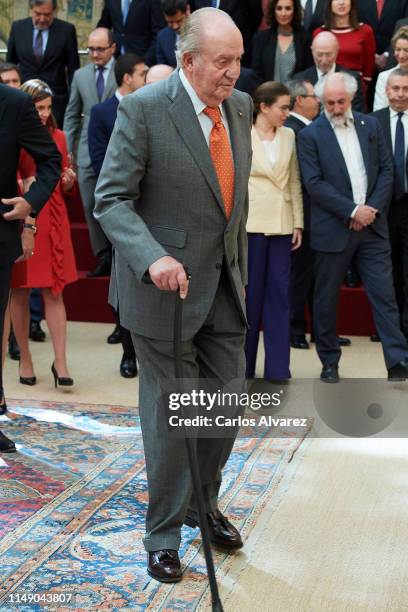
[94, 71, 252, 341]
[63, 61, 116, 168]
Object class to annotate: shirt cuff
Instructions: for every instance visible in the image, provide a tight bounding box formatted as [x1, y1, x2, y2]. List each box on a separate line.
[350, 205, 360, 219]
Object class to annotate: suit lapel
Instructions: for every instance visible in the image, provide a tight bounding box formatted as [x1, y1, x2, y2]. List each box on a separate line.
[353, 113, 370, 177]
[41, 20, 57, 66]
[224, 95, 248, 225]
[251, 126, 274, 179]
[167, 75, 225, 215]
[317, 115, 352, 189]
[103, 62, 116, 100]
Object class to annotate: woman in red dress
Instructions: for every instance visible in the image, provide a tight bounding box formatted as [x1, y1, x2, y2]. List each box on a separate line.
[11, 79, 77, 387]
[313, 0, 376, 101]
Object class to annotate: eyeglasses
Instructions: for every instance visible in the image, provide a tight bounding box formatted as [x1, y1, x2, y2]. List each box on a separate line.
[87, 46, 113, 54]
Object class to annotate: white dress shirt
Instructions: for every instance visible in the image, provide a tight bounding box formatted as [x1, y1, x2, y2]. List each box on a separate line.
[261, 136, 279, 168]
[179, 68, 231, 146]
[326, 108, 368, 211]
[300, 0, 317, 11]
[390, 107, 408, 192]
[289, 112, 312, 126]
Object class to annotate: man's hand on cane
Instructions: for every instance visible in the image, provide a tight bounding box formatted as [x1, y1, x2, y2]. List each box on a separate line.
[149, 256, 189, 299]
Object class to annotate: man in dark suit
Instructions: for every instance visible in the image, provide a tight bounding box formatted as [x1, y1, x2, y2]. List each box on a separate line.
[372, 68, 408, 339]
[0, 83, 60, 452]
[7, 0, 79, 127]
[286, 79, 351, 350]
[95, 8, 252, 582]
[156, 0, 190, 67]
[293, 31, 365, 112]
[357, 0, 408, 69]
[97, 0, 166, 67]
[300, 0, 326, 38]
[88, 53, 146, 379]
[298, 72, 408, 382]
[191, 0, 262, 65]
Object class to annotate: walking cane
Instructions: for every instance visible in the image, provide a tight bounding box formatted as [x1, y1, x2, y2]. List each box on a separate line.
[143, 270, 224, 612]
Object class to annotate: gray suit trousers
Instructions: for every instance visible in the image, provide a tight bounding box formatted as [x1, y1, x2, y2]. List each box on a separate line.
[131, 271, 246, 552]
[77, 166, 109, 257]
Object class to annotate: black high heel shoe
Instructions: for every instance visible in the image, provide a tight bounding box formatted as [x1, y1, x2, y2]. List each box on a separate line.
[19, 362, 36, 386]
[0, 398, 7, 416]
[51, 363, 74, 388]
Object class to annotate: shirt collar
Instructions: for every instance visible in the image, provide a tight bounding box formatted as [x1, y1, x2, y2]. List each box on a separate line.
[115, 89, 124, 102]
[390, 108, 408, 119]
[290, 111, 311, 126]
[317, 63, 336, 80]
[179, 68, 226, 121]
[95, 56, 114, 72]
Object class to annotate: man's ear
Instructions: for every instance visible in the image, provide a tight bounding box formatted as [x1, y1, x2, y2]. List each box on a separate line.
[183, 52, 194, 73]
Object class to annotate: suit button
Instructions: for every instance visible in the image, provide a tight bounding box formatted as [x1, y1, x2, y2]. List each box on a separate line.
[215, 263, 222, 270]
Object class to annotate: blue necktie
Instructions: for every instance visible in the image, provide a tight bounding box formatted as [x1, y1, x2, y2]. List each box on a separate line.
[96, 67, 105, 102]
[33, 30, 43, 62]
[394, 112, 406, 200]
[122, 0, 131, 24]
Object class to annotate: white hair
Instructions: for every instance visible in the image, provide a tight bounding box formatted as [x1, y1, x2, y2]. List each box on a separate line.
[175, 7, 235, 68]
[315, 71, 358, 101]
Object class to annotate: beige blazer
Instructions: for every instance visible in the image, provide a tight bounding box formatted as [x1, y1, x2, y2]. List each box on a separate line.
[247, 125, 303, 235]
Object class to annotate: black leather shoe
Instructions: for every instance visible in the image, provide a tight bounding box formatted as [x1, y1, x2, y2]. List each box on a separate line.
[107, 325, 122, 344]
[8, 331, 20, 361]
[29, 320, 46, 342]
[291, 335, 309, 349]
[387, 359, 408, 381]
[0, 431, 16, 453]
[86, 257, 111, 278]
[370, 334, 381, 342]
[337, 336, 351, 347]
[120, 355, 138, 378]
[185, 509, 243, 550]
[147, 550, 182, 583]
[320, 364, 339, 383]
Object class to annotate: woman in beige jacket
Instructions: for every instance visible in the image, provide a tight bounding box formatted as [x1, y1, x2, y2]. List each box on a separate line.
[245, 81, 303, 382]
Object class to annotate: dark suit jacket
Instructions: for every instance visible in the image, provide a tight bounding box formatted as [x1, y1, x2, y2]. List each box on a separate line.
[88, 95, 119, 176]
[303, 0, 326, 38]
[98, 0, 166, 67]
[285, 114, 311, 230]
[156, 27, 177, 67]
[7, 18, 79, 100]
[297, 111, 393, 252]
[357, 0, 408, 53]
[0, 84, 61, 265]
[252, 27, 311, 83]
[293, 64, 365, 112]
[371, 106, 408, 197]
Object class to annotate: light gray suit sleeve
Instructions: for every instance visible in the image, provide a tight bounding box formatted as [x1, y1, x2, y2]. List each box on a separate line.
[63, 71, 82, 155]
[94, 94, 168, 281]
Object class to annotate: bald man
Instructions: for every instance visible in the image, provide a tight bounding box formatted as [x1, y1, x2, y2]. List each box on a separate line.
[145, 63, 174, 84]
[294, 31, 365, 112]
[298, 72, 408, 383]
[95, 8, 252, 581]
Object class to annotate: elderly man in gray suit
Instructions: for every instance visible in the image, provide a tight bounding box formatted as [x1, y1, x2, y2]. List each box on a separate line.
[95, 8, 252, 583]
[63, 28, 116, 277]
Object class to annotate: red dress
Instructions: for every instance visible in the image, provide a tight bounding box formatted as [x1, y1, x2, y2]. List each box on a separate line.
[11, 129, 78, 295]
[313, 24, 376, 93]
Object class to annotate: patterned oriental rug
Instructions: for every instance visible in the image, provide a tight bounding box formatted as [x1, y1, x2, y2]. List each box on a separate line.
[0, 400, 310, 610]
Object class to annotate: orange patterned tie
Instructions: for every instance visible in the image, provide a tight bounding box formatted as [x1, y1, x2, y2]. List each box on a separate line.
[203, 106, 235, 219]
